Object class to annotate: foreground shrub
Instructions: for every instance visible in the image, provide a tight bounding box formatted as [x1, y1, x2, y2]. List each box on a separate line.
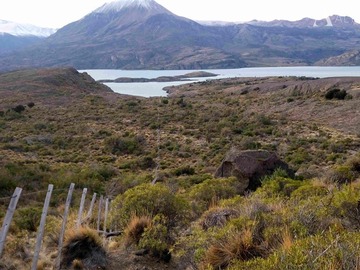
[200, 229, 267, 269]
[327, 165, 357, 184]
[61, 227, 107, 269]
[188, 177, 240, 214]
[110, 183, 189, 229]
[229, 231, 360, 270]
[330, 184, 360, 230]
[138, 214, 172, 262]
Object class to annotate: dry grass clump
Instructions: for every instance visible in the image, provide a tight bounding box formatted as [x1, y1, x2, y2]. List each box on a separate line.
[124, 214, 152, 247]
[71, 259, 84, 270]
[61, 227, 107, 270]
[201, 229, 267, 269]
[281, 226, 293, 251]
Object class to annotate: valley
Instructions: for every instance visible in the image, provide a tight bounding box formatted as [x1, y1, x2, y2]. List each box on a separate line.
[0, 68, 360, 269]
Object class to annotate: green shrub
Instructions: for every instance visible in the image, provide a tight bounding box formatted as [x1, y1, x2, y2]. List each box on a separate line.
[188, 177, 239, 213]
[14, 207, 42, 231]
[330, 184, 360, 230]
[138, 214, 172, 262]
[104, 135, 144, 155]
[110, 183, 189, 229]
[325, 88, 348, 100]
[174, 166, 195, 176]
[258, 169, 303, 197]
[177, 174, 213, 189]
[230, 231, 360, 270]
[327, 165, 356, 184]
[291, 184, 328, 199]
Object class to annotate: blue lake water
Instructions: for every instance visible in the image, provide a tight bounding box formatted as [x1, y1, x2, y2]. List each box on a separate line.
[81, 66, 360, 97]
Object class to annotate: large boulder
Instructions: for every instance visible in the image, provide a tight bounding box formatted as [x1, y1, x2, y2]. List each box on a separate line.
[214, 149, 293, 192]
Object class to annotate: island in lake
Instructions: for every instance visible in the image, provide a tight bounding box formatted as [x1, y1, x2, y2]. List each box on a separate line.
[97, 71, 218, 83]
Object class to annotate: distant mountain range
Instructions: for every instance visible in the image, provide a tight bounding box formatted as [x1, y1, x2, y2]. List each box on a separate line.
[0, 20, 56, 55]
[1, 0, 360, 71]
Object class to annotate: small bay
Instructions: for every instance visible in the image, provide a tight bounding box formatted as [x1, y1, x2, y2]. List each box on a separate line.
[81, 66, 360, 97]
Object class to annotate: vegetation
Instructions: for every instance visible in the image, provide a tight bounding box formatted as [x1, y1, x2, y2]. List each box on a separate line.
[0, 69, 360, 269]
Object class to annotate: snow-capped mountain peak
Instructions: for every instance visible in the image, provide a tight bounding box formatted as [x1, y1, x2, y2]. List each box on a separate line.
[95, 0, 166, 13]
[0, 20, 56, 37]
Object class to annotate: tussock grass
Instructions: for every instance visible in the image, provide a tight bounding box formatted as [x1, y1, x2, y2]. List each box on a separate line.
[124, 214, 152, 247]
[61, 227, 107, 269]
[201, 228, 267, 269]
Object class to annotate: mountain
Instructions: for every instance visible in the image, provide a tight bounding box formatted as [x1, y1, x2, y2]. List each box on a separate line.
[248, 15, 359, 28]
[0, 0, 244, 70]
[0, 0, 360, 70]
[0, 19, 56, 37]
[0, 19, 56, 55]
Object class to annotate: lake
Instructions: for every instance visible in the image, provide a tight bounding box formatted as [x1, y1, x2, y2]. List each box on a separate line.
[81, 66, 360, 97]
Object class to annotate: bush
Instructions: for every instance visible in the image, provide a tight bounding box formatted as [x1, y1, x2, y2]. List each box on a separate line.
[12, 104, 26, 113]
[110, 183, 189, 229]
[138, 214, 172, 262]
[174, 166, 195, 176]
[14, 207, 42, 231]
[325, 89, 348, 100]
[291, 184, 328, 199]
[27, 102, 35, 108]
[230, 232, 360, 270]
[257, 169, 302, 197]
[327, 165, 356, 184]
[104, 135, 144, 155]
[188, 177, 239, 213]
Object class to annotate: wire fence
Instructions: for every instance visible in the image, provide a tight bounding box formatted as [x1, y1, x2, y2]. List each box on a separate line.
[0, 183, 112, 270]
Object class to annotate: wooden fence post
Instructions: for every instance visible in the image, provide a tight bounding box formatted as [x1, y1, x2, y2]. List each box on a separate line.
[0, 187, 22, 258]
[55, 183, 75, 270]
[31, 184, 53, 270]
[104, 198, 109, 235]
[84, 193, 97, 224]
[76, 188, 87, 230]
[97, 195, 104, 233]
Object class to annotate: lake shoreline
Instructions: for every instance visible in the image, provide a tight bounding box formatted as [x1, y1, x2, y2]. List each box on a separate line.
[82, 66, 360, 97]
[97, 71, 218, 83]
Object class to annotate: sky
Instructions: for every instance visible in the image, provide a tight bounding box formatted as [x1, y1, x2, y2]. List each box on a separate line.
[0, 0, 358, 29]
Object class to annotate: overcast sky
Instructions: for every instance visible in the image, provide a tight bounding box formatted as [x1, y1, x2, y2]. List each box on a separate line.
[0, 0, 358, 28]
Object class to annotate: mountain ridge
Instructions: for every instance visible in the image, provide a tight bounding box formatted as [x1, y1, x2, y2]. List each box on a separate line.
[0, 19, 56, 37]
[0, 20, 57, 56]
[247, 15, 359, 29]
[0, 0, 359, 70]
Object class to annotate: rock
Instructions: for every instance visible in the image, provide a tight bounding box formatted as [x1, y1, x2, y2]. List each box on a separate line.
[214, 149, 293, 192]
[134, 249, 149, 256]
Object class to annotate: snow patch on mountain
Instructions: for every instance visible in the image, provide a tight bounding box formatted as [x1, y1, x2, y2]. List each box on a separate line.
[95, 0, 160, 13]
[0, 20, 56, 37]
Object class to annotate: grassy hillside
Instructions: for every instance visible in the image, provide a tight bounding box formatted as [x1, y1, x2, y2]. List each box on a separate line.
[0, 68, 360, 269]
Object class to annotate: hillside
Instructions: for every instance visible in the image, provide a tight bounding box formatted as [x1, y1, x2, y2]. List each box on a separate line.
[1, 68, 360, 269]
